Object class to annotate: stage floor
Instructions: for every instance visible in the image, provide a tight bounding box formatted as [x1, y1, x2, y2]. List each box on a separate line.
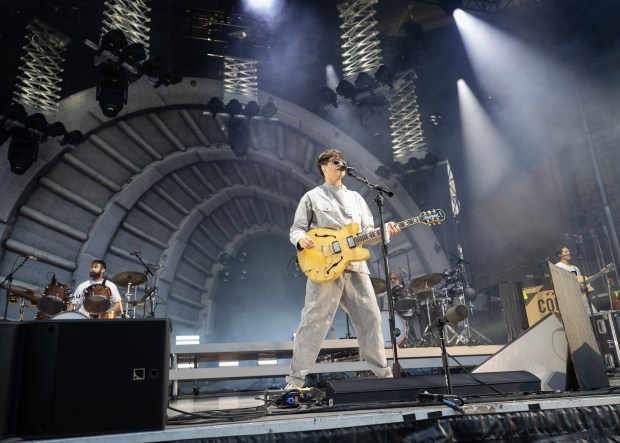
[26, 375, 620, 443]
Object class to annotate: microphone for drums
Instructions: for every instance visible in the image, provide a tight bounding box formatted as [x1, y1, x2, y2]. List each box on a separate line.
[430, 304, 468, 329]
[130, 250, 141, 257]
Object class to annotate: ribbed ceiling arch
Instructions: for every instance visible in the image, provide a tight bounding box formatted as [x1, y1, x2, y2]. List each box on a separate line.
[0, 78, 450, 335]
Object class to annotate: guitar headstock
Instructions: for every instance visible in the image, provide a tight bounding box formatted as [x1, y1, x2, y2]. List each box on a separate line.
[419, 209, 446, 226]
[605, 263, 616, 273]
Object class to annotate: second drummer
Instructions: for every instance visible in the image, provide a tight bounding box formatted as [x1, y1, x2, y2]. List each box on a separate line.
[71, 259, 122, 317]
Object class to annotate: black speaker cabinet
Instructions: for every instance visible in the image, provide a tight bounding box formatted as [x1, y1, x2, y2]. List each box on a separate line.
[0, 322, 20, 437]
[13, 318, 170, 438]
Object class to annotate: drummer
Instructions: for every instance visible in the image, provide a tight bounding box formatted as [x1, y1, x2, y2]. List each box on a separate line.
[376, 271, 406, 310]
[71, 259, 122, 317]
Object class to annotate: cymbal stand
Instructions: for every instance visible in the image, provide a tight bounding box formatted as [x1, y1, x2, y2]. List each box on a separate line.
[123, 282, 135, 318]
[2, 256, 29, 321]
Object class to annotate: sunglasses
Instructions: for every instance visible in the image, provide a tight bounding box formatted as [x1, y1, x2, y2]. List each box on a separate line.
[331, 159, 347, 166]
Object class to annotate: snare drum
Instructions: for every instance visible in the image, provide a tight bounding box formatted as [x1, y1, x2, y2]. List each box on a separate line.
[380, 311, 406, 347]
[38, 283, 71, 317]
[53, 312, 89, 320]
[83, 284, 112, 315]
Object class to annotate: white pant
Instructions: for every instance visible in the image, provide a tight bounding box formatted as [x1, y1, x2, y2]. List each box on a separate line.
[286, 271, 392, 387]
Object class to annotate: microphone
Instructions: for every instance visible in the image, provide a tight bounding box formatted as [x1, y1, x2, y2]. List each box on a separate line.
[25, 255, 38, 261]
[338, 165, 355, 172]
[429, 304, 468, 328]
[130, 250, 141, 257]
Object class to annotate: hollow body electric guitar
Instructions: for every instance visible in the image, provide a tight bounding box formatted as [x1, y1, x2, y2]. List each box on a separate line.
[298, 209, 445, 283]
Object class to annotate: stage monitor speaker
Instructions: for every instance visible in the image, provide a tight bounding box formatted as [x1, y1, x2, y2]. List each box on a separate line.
[326, 371, 540, 405]
[13, 318, 170, 439]
[0, 322, 20, 438]
[473, 313, 568, 392]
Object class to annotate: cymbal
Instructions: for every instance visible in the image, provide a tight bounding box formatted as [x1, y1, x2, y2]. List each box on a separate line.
[7, 285, 42, 303]
[370, 277, 387, 294]
[127, 300, 145, 307]
[409, 273, 443, 290]
[111, 271, 147, 286]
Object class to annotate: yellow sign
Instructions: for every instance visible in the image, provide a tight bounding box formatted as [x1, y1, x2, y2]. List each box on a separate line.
[523, 286, 560, 327]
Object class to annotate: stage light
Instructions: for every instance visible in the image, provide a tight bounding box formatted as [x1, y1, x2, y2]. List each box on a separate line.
[406, 156, 422, 171]
[8, 135, 39, 175]
[221, 270, 232, 282]
[121, 42, 147, 67]
[47, 121, 67, 137]
[207, 97, 224, 116]
[319, 86, 338, 108]
[354, 72, 376, 92]
[239, 269, 248, 280]
[6, 103, 27, 123]
[218, 253, 233, 266]
[430, 114, 445, 126]
[260, 101, 278, 118]
[61, 130, 84, 146]
[228, 119, 251, 157]
[100, 29, 128, 53]
[375, 165, 391, 179]
[243, 101, 260, 118]
[336, 80, 356, 99]
[224, 99, 243, 116]
[96, 72, 128, 118]
[374, 65, 394, 88]
[26, 113, 48, 133]
[238, 251, 248, 262]
[424, 152, 439, 167]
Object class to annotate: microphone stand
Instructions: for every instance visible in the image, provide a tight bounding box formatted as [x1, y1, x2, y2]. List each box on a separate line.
[436, 322, 453, 395]
[2, 257, 29, 321]
[346, 168, 401, 377]
[134, 252, 155, 318]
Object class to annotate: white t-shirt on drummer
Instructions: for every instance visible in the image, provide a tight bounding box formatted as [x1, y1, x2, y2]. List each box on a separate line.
[73, 278, 122, 316]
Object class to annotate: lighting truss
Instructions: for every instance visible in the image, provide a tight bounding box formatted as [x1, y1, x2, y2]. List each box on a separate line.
[388, 70, 427, 161]
[13, 19, 71, 118]
[223, 56, 258, 104]
[101, 0, 152, 49]
[412, 0, 538, 13]
[337, 0, 383, 81]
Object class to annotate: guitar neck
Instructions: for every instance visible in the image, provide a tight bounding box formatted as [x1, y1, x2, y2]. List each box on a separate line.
[354, 217, 420, 245]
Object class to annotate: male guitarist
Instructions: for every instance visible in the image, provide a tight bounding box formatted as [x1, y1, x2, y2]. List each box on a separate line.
[285, 148, 401, 389]
[554, 246, 612, 312]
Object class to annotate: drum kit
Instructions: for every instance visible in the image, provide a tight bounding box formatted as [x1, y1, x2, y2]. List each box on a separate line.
[3, 270, 150, 321]
[372, 270, 491, 347]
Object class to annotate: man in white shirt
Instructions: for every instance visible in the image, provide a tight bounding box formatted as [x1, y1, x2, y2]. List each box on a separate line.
[71, 259, 122, 318]
[286, 148, 401, 389]
[554, 246, 586, 291]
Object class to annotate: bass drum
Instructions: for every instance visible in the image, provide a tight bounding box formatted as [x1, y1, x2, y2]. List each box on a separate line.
[52, 312, 89, 320]
[380, 311, 406, 347]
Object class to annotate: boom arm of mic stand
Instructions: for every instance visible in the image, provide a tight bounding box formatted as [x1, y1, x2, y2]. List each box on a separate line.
[346, 170, 394, 197]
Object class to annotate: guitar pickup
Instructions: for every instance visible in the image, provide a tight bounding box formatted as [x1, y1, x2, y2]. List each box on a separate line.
[331, 241, 342, 254]
[346, 236, 356, 248]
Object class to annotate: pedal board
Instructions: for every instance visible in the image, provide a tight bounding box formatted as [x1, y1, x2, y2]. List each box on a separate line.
[263, 387, 323, 408]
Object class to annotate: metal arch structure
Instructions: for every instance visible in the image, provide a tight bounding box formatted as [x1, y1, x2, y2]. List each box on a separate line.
[412, 0, 540, 14]
[0, 77, 450, 337]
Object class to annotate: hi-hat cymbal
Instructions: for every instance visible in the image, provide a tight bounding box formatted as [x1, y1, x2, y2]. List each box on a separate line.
[127, 300, 146, 307]
[370, 277, 387, 294]
[409, 273, 443, 290]
[111, 271, 147, 286]
[5, 285, 42, 304]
